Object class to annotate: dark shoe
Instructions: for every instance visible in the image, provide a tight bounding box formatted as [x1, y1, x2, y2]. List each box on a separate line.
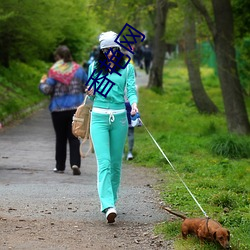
[106, 207, 117, 223]
[72, 165, 81, 175]
[53, 168, 64, 173]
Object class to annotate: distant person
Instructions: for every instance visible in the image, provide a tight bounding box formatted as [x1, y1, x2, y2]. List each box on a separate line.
[143, 45, 152, 74]
[123, 55, 138, 161]
[134, 45, 144, 69]
[87, 46, 99, 69]
[125, 101, 135, 160]
[39, 45, 87, 175]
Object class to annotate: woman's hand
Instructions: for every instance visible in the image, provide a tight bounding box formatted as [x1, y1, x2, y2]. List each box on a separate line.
[131, 103, 138, 116]
[85, 86, 95, 96]
[40, 74, 47, 84]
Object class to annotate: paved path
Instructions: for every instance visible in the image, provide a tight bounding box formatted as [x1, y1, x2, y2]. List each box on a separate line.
[0, 71, 173, 249]
[135, 68, 149, 88]
[0, 107, 164, 224]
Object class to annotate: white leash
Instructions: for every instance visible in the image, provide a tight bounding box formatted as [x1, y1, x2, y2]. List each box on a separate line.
[139, 118, 209, 218]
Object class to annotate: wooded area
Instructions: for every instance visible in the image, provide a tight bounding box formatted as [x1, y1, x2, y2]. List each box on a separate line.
[0, 0, 249, 134]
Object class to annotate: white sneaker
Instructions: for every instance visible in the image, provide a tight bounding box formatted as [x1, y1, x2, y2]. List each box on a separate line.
[127, 152, 133, 160]
[105, 207, 117, 223]
[53, 168, 64, 173]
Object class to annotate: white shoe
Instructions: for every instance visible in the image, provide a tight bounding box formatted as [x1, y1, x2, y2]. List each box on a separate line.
[127, 152, 133, 160]
[105, 207, 117, 223]
[53, 168, 64, 173]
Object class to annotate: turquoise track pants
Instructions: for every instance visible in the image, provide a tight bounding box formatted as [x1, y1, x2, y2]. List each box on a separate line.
[90, 111, 128, 212]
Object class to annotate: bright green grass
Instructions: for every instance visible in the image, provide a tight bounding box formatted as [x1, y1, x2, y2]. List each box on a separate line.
[0, 60, 50, 122]
[128, 58, 250, 250]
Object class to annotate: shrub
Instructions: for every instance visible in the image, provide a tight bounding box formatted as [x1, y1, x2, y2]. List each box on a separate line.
[210, 135, 250, 159]
[210, 191, 237, 209]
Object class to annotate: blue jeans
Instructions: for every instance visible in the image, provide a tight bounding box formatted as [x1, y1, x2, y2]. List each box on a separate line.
[90, 111, 128, 212]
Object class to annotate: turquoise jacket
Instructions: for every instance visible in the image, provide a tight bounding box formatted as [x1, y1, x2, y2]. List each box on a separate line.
[87, 62, 138, 110]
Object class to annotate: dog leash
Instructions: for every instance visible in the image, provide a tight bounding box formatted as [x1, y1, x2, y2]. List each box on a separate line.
[139, 118, 209, 218]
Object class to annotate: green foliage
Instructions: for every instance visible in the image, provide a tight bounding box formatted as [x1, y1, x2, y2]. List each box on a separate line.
[236, 37, 250, 95]
[232, 0, 250, 39]
[0, 0, 100, 66]
[92, 0, 155, 44]
[165, 2, 184, 44]
[210, 191, 238, 209]
[130, 58, 250, 249]
[210, 135, 250, 159]
[0, 60, 49, 122]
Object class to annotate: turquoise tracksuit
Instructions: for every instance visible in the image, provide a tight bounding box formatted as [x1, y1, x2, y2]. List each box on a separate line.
[87, 62, 138, 212]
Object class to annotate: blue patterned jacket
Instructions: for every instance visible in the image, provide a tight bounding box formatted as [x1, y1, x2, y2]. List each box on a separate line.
[39, 67, 87, 112]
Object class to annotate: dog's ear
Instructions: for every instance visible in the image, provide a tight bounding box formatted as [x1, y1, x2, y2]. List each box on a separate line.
[227, 230, 230, 240]
[213, 231, 217, 240]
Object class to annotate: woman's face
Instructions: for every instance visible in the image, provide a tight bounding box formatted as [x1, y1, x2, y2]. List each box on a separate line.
[102, 47, 119, 60]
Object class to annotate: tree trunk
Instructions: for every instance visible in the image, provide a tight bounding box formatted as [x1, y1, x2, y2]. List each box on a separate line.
[184, 4, 218, 114]
[148, 0, 168, 89]
[212, 0, 250, 134]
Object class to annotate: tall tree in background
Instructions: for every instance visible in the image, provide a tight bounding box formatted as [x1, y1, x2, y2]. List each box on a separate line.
[148, 0, 176, 89]
[191, 0, 250, 134]
[184, 1, 218, 114]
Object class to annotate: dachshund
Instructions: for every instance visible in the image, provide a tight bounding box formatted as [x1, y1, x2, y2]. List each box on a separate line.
[162, 206, 231, 249]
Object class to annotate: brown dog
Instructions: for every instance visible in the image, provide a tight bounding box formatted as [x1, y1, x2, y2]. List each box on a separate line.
[163, 207, 231, 249]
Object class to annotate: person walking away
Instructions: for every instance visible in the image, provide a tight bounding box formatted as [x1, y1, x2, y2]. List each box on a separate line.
[123, 50, 137, 161]
[125, 101, 135, 160]
[39, 45, 87, 175]
[86, 31, 138, 223]
[134, 45, 144, 69]
[143, 44, 152, 74]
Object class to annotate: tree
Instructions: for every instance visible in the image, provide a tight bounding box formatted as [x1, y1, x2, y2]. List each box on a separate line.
[184, 1, 218, 114]
[191, 0, 250, 134]
[148, 0, 177, 90]
[0, 0, 99, 66]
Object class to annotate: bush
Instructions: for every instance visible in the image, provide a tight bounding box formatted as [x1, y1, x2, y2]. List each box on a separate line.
[210, 135, 250, 159]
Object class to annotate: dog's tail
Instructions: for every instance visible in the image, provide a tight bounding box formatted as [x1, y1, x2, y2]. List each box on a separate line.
[162, 206, 187, 220]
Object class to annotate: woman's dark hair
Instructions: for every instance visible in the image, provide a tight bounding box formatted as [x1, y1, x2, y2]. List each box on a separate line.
[96, 48, 126, 74]
[54, 45, 73, 63]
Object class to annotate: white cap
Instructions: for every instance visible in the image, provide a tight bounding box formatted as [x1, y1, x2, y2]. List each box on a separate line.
[99, 31, 121, 49]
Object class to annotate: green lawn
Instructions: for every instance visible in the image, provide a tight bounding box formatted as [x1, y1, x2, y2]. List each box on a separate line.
[129, 58, 250, 250]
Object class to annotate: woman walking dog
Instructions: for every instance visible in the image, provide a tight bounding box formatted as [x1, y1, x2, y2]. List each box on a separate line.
[86, 31, 138, 223]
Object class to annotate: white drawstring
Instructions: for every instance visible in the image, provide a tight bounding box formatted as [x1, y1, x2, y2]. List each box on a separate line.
[92, 107, 125, 125]
[109, 112, 115, 124]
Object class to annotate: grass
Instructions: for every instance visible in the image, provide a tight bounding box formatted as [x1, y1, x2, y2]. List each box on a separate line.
[129, 58, 250, 250]
[0, 60, 50, 123]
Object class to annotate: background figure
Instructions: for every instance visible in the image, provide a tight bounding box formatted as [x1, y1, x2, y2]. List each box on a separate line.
[123, 49, 137, 161]
[143, 44, 152, 74]
[134, 45, 144, 69]
[39, 45, 87, 175]
[125, 102, 134, 160]
[87, 45, 99, 70]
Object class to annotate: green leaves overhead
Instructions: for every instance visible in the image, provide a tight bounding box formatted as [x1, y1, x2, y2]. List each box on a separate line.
[0, 0, 100, 66]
